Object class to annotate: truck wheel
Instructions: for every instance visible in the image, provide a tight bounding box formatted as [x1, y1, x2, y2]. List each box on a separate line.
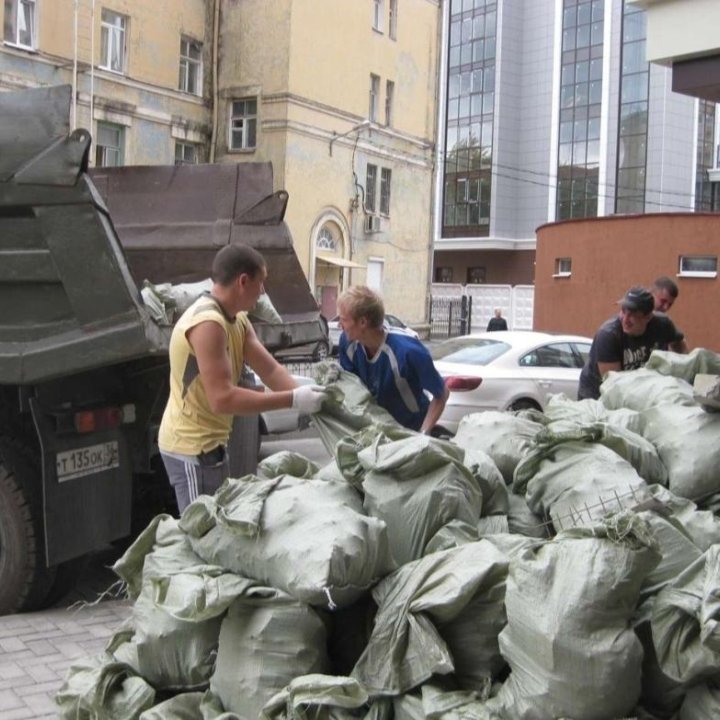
[0, 439, 54, 615]
[312, 340, 330, 362]
[0, 437, 86, 613]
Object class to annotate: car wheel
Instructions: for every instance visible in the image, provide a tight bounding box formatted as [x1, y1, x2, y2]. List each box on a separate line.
[509, 398, 541, 412]
[312, 340, 330, 362]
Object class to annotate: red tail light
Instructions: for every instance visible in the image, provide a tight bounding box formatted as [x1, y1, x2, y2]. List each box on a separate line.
[74, 406, 131, 433]
[445, 376, 483, 391]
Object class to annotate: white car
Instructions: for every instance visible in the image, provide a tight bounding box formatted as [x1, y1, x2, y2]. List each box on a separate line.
[327, 313, 419, 354]
[431, 330, 592, 435]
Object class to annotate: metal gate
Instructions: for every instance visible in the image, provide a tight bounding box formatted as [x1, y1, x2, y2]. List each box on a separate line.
[429, 295, 472, 339]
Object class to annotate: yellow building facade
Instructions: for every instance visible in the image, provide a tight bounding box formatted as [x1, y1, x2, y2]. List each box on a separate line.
[1, 0, 441, 323]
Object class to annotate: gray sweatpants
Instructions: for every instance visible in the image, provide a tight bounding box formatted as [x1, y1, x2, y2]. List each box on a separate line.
[161, 451, 229, 514]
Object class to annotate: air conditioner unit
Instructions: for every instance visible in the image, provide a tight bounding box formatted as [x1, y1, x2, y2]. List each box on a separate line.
[364, 214, 381, 233]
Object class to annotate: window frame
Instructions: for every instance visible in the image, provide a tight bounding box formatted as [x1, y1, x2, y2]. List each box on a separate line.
[372, 0, 384, 32]
[174, 141, 198, 165]
[369, 74, 380, 122]
[229, 97, 258, 151]
[99, 8, 128, 74]
[379, 167, 392, 216]
[678, 255, 717, 278]
[388, 0, 398, 40]
[95, 121, 124, 167]
[385, 79, 394, 126]
[365, 164, 378, 214]
[553, 257, 572, 277]
[3, 0, 36, 49]
[466, 266, 486, 284]
[179, 35, 203, 96]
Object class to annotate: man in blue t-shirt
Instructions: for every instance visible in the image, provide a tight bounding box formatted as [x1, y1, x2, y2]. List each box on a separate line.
[336, 286, 449, 433]
[578, 286, 686, 400]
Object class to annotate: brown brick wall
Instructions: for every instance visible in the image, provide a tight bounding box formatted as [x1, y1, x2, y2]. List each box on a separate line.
[534, 213, 720, 351]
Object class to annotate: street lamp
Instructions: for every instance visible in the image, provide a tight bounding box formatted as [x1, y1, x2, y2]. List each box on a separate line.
[328, 119, 372, 156]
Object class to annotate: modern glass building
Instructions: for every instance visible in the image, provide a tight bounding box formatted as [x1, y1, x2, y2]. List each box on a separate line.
[434, 0, 720, 289]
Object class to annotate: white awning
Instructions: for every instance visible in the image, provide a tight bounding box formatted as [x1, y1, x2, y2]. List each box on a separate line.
[317, 255, 366, 269]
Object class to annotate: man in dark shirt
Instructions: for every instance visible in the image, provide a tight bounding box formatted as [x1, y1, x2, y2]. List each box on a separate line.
[487, 308, 508, 332]
[578, 286, 686, 400]
[651, 275, 688, 353]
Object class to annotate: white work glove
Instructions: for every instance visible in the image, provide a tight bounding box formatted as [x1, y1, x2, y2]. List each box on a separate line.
[291, 384, 328, 414]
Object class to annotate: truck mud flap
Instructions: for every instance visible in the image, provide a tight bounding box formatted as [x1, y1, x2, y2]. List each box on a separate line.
[30, 399, 132, 566]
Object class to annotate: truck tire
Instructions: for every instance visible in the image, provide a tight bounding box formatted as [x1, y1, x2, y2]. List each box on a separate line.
[312, 340, 330, 362]
[0, 437, 85, 614]
[0, 438, 54, 615]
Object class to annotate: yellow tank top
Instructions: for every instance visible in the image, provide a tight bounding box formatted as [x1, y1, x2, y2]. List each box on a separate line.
[158, 295, 250, 455]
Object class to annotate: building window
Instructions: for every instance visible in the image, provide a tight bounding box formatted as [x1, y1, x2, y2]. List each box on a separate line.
[695, 100, 717, 212]
[372, 0, 384, 32]
[95, 122, 124, 167]
[174, 141, 198, 165]
[467, 266, 486, 284]
[365, 164, 378, 213]
[554, 257, 572, 276]
[556, 0, 604, 220]
[434, 266, 453, 283]
[229, 98, 257, 150]
[385, 80, 394, 126]
[443, 0, 497, 239]
[365, 164, 392, 218]
[100, 9, 127, 73]
[179, 36, 203, 95]
[369, 74, 380, 122]
[388, 0, 398, 40]
[316, 227, 337, 251]
[3, 0, 35, 48]
[615, 2, 649, 214]
[379, 167, 392, 216]
[679, 255, 717, 277]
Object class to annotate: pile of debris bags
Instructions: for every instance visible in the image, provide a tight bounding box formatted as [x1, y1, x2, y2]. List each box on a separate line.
[56, 350, 720, 720]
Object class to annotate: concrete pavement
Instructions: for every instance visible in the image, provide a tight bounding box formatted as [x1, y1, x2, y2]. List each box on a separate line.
[0, 599, 132, 719]
[0, 430, 331, 718]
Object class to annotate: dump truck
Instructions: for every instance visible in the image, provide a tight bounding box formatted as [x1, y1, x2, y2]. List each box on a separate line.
[0, 85, 327, 615]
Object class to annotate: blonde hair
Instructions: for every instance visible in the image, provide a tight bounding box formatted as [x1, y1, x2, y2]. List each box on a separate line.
[337, 286, 385, 329]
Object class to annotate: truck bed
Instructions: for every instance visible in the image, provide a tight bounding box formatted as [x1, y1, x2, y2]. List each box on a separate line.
[0, 86, 325, 385]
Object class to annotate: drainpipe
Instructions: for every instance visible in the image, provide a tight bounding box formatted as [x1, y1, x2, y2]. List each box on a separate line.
[90, 0, 95, 144]
[209, 0, 221, 162]
[72, 0, 79, 129]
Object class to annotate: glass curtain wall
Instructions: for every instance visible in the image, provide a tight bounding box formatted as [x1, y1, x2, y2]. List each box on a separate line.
[443, 0, 497, 238]
[556, 0, 604, 220]
[615, 2, 649, 213]
[695, 100, 717, 211]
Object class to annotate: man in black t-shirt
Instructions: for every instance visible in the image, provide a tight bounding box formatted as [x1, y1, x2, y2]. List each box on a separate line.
[651, 276, 689, 353]
[578, 286, 686, 400]
[487, 308, 508, 332]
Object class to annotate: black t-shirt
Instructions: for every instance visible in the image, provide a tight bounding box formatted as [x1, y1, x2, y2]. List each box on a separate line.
[487, 317, 508, 331]
[577, 314, 684, 400]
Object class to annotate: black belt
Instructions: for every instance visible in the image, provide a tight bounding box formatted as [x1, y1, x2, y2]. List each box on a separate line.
[198, 445, 226, 466]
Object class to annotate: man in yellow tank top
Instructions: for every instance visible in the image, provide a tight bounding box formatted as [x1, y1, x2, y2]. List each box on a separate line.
[158, 244, 327, 512]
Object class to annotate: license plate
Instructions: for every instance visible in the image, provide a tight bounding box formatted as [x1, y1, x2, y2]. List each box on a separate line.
[56, 441, 120, 482]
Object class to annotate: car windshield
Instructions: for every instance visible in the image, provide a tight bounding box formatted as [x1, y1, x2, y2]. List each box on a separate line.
[431, 338, 511, 365]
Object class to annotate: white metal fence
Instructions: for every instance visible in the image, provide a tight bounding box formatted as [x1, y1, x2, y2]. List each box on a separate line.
[430, 283, 535, 336]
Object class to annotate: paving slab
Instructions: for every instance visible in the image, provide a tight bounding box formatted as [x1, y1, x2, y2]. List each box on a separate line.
[0, 600, 131, 719]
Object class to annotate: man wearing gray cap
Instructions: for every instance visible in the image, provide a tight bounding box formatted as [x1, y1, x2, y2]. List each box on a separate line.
[577, 286, 686, 400]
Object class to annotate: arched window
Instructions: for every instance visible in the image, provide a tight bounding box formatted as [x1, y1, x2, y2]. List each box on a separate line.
[316, 227, 337, 251]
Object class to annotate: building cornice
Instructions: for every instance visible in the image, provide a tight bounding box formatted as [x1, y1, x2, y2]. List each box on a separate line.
[262, 91, 433, 151]
[434, 236, 537, 251]
[1, 45, 207, 108]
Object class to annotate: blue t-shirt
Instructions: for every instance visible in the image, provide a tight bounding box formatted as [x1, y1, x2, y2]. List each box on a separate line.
[338, 330, 446, 431]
